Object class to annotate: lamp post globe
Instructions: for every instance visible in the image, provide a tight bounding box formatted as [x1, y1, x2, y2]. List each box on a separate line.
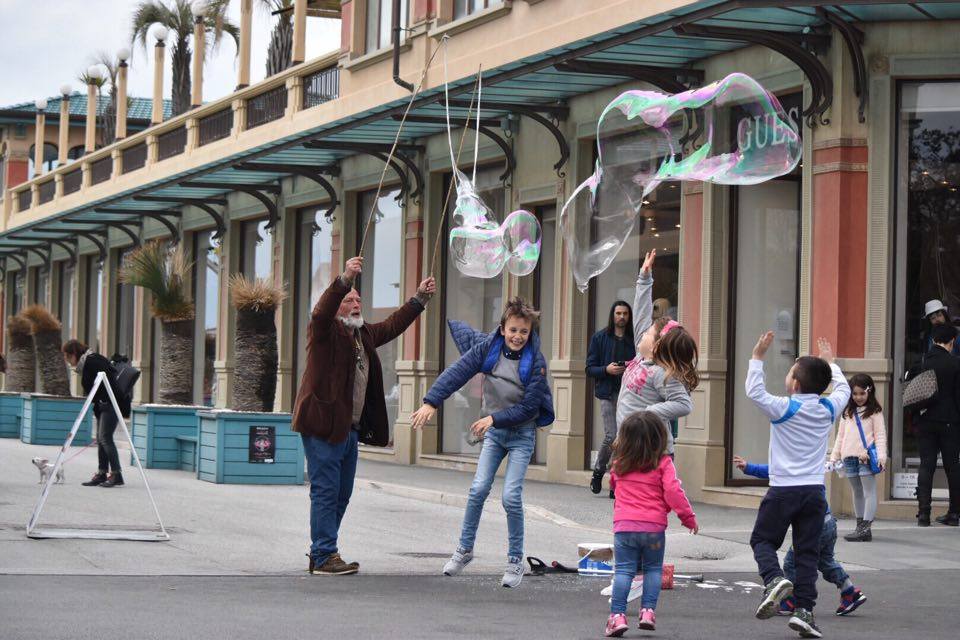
[60, 84, 72, 97]
[35, 98, 48, 111]
[116, 47, 131, 63]
[152, 24, 169, 43]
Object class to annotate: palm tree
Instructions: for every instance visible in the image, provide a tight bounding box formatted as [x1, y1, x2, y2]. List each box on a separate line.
[4, 315, 36, 393]
[131, 0, 240, 117]
[120, 241, 195, 404]
[258, 0, 294, 76]
[76, 52, 122, 148]
[229, 275, 287, 412]
[20, 306, 71, 397]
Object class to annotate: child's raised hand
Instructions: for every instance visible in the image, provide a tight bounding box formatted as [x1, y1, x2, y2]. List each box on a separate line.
[817, 337, 835, 364]
[640, 249, 656, 276]
[752, 331, 774, 360]
[732, 455, 747, 471]
[410, 404, 437, 430]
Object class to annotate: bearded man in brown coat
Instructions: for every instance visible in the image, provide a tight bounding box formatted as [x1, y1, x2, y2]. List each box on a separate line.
[293, 256, 436, 574]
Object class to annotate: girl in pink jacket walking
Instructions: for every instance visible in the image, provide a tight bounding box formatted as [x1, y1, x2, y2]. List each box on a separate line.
[604, 411, 698, 637]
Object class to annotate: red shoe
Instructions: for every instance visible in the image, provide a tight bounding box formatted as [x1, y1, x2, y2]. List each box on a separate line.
[638, 608, 656, 630]
[605, 613, 629, 637]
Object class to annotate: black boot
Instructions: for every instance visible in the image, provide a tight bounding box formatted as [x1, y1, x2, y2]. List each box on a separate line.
[860, 520, 873, 542]
[918, 511, 931, 527]
[843, 518, 865, 542]
[82, 472, 107, 487]
[101, 472, 124, 488]
[609, 489, 615, 500]
[590, 469, 603, 494]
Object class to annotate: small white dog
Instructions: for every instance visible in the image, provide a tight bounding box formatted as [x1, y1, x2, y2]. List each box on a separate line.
[32, 457, 65, 485]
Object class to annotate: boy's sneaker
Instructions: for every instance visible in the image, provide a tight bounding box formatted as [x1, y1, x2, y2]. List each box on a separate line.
[605, 613, 629, 638]
[756, 576, 794, 619]
[501, 558, 524, 588]
[442, 549, 473, 576]
[788, 608, 822, 638]
[836, 587, 866, 616]
[638, 608, 656, 630]
[778, 596, 797, 616]
[590, 470, 603, 494]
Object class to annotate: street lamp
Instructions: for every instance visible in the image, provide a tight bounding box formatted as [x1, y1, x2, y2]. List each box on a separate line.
[191, 2, 206, 108]
[58, 85, 71, 164]
[85, 65, 104, 155]
[116, 47, 131, 139]
[34, 99, 48, 176]
[151, 25, 168, 124]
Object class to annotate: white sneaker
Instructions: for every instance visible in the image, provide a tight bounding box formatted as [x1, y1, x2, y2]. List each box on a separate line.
[442, 549, 473, 576]
[501, 559, 524, 588]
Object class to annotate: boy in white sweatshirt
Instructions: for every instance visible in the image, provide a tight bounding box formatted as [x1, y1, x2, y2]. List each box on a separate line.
[745, 332, 851, 639]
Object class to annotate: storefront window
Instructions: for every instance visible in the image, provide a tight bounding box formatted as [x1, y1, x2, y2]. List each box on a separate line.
[587, 178, 681, 468]
[293, 209, 334, 405]
[532, 204, 556, 465]
[56, 261, 74, 339]
[85, 255, 102, 351]
[193, 232, 220, 406]
[115, 249, 136, 359]
[894, 81, 960, 491]
[241, 219, 273, 279]
[727, 92, 803, 483]
[31, 266, 49, 306]
[8, 270, 24, 318]
[441, 166, 506, 455]
[357, 188, 403, 445]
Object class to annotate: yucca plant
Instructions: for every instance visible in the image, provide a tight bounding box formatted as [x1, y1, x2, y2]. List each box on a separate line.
[21, 305, 71, 396]
[120, 241, 195, 404]
[4, 315, 36, 393]
[229, 274, 287, 412]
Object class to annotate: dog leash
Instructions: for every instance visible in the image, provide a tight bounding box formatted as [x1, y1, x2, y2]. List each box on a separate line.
[61, 440, 96, 466]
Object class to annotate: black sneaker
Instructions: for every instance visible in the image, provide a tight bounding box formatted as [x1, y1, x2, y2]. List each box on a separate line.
[590, 470, 603, 494]
[100, 473, 124, 488]
[935, 513, 959, 526]
[756, 576, 794, 619]
[82, 473, 107, 487]
[609, 489, 615, 500]
[788, 607, 822, 638]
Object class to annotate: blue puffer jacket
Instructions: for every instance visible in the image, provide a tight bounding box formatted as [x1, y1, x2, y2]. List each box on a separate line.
[423, 320, 555, 428]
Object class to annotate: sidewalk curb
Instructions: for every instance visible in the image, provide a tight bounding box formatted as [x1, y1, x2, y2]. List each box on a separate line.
[355, 478, 611, 536]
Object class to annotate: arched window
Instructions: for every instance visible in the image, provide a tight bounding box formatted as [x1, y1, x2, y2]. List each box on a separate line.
[27, 142, 59, 178]
[67, 145, 85, 161]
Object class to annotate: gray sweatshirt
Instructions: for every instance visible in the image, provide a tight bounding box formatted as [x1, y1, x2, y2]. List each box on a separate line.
[614, 272, 693, 454]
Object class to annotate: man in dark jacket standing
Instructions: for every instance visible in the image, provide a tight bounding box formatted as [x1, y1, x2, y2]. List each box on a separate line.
[916, 324, 960, 526]
[292, 256, 435, 575]
[585, 300, 635, 494]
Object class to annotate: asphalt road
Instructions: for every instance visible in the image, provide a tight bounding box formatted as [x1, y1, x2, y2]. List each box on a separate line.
[0, 570, 956, 640]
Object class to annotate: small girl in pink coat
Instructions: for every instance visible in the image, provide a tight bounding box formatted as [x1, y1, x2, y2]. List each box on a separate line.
[604, 411, 699, 637]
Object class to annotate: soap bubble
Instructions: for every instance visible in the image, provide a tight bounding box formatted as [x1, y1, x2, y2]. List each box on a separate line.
[561, 72, 801, 291]
[449, 169, 542, 278]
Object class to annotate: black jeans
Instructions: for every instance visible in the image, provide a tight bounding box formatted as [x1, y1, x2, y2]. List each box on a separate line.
[750, 486, 826, 611]
[917, 420, 960, 515]
[96, 407, 122, 475]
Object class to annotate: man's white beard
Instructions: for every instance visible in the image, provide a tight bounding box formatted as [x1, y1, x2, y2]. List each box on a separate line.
[339, 315, 365, 330]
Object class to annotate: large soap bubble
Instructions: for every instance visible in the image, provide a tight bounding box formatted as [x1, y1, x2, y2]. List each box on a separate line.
[561, 72, 801, 291]
[449, 169, 542, 277]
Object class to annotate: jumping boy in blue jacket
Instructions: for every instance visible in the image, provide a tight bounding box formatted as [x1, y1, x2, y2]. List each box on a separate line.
[411, 297, 554, 588]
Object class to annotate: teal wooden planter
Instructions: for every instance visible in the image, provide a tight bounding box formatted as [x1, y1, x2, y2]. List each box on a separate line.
[197, 410, 303, 485]
[130, 405, 202, 470]
[0, 391, 24, 438]
[20, 394, 93, 446]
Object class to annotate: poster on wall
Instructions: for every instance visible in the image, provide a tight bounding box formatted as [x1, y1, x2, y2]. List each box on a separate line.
[249, 426, 276, 464]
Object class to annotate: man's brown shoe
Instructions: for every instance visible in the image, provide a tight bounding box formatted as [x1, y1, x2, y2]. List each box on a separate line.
[331, 552, 360, 571]
[307, 553, 358, 575]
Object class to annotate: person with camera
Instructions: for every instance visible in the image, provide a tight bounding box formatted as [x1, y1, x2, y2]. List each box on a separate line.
[586, 300, 636, 495]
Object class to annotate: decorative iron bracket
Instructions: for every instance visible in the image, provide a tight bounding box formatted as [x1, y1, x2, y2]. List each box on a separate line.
[554, 60, 702, 94]
[674, 23, 832, 126]
[817, 8, 867, 123]
[234, 163, 340, 225]
[69, 218, 142, 248]
[98, 208, 182, 244]
[25, 245, 52, 269]
[392, 114, 515, 183]
[75, 230, 108, 264]
[134, 196, 227, 240]
[303, 140, 425, 204]
[50, 239, 78, 265]
[180, 181, 282, 230]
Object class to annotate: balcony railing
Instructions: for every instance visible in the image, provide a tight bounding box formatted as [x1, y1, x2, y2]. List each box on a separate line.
[63, 169, 82, 195]
[91, 156, 112, 185]
[303, 66, 340, 109]
[246, 86, 287, 129]
[157, 126, 187, 161]
[199, 108, 232, 146]
[38, 180, 56, 205]
[123, 143, 148, 174]
[18, 189, 31, 212]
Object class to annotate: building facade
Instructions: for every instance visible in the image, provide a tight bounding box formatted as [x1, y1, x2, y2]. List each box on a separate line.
[2, 0, 960, 519]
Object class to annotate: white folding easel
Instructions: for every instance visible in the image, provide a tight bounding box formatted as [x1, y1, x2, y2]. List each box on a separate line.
[26, 371, 169, 541]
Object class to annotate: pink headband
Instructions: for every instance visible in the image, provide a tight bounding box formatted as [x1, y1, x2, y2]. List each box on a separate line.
[660, 320, 680, 337]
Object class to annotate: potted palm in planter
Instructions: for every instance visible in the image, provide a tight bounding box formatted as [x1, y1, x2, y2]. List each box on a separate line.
[17, 306, 92, 446]
[197, 275, 302, 484]
[1, 315, 35, 438]
[119, 241, 201, 470]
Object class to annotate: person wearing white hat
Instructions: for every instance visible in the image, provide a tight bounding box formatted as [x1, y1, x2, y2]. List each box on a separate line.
[923, 300, 960, 358]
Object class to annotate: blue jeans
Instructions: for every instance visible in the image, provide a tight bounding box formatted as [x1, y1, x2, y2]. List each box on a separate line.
[783, 515, 849, 589]
[611, 531, 666, 613]
[302, 430, 359, 564]
[458, 426, 536, 559]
